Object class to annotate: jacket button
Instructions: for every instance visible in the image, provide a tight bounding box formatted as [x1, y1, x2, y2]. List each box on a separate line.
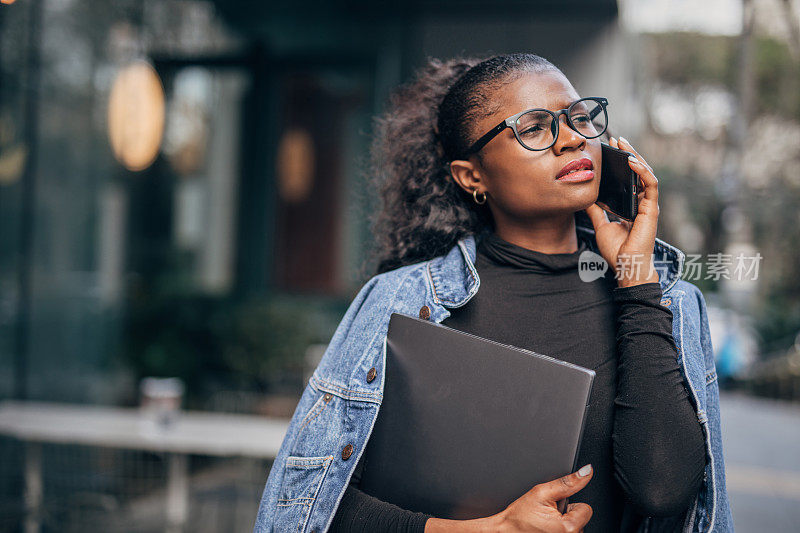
[323, 393, 332, 403]
[342, 444, 354, 460]
[367, 367, 377, 383]
[419, 305, 431, 320]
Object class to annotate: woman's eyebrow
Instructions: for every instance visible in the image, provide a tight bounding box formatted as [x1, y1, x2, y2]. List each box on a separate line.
[520, 97, 581, 112]
[552, 97, 582, 110]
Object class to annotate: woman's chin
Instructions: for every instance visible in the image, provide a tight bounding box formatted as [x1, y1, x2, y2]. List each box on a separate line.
[561, 190, 601, 213]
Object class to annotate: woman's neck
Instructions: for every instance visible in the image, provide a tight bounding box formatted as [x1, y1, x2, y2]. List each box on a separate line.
[491, 213, 579, 254]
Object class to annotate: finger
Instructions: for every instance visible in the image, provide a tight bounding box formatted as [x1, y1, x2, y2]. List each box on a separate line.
[637, 176, 645, 201]
[628, 156, 658, 204]
[562, 502, 593, 531]
[533, 464, 593, 501]
[584, 204, 611, 231]
[626, 158, 660, 247]
[618, 137, 653, 174]
[609, 136, 618, 149]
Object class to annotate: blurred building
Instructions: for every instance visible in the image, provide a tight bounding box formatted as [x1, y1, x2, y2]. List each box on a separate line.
[0, 0, 631, 406]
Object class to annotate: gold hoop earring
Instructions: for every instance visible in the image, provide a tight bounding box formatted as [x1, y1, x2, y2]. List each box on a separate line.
[472, 189, 487, 205]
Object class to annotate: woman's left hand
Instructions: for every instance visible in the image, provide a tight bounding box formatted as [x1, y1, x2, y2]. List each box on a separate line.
[585, 137, 660, 288]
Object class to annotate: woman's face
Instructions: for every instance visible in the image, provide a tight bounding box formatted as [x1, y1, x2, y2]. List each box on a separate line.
[452, 70, 603, 224]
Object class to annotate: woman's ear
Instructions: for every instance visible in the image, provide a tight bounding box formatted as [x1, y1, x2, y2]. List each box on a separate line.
[449, 158, 484, 195]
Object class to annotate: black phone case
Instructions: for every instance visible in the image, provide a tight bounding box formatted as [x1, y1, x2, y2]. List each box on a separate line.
[598, 142, 639, 221]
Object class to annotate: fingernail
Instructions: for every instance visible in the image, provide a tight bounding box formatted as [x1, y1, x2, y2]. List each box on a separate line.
[577, 464, 592, 477]
[628, 155, 639, 163]
[620, 136, 630, 145]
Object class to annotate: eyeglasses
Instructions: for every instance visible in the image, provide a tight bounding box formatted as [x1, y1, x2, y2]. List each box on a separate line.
[463, 96, 609, 156]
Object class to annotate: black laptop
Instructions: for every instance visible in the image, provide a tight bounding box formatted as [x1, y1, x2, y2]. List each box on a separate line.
[358, 312, 596, 520]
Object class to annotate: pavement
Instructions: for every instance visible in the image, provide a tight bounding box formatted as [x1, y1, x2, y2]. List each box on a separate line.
[719, 391, 800, 532]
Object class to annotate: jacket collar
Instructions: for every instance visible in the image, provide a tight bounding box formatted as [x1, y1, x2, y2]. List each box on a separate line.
[426, 214, 685, 309]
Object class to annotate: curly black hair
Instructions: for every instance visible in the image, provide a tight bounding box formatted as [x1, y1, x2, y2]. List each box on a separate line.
[368, 53, 565, 275]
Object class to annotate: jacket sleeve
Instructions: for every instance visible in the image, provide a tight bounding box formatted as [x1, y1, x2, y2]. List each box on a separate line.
[695, 286, 735, 531]
[253, 276, 381, 533]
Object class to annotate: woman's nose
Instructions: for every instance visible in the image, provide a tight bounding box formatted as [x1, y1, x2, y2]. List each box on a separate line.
[553, 115, 585, 153]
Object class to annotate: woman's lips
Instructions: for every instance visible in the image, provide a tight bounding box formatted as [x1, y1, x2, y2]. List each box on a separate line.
[556, 157, 594, 181]
[556, 169, 595, 182]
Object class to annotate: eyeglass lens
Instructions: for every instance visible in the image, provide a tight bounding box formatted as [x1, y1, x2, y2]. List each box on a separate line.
[514, 98, 607, 150]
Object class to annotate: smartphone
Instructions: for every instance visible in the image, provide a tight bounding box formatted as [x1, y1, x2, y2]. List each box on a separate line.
[597, 142, 640, 221]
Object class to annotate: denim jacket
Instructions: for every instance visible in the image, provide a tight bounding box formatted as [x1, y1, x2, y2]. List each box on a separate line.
[254, 220, 734, 533]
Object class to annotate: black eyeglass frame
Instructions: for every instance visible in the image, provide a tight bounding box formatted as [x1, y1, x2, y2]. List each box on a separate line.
[462, 96, 610, 157]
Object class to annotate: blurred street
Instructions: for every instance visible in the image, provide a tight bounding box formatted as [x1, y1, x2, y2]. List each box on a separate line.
[721, 392, 800, 532]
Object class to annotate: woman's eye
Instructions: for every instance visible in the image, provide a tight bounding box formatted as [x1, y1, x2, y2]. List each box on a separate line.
[572, 114, 591, 124]
[520, 125, 544, 136]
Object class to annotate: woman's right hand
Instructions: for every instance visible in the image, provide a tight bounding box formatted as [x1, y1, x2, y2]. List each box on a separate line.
[425, 464, 594, 533]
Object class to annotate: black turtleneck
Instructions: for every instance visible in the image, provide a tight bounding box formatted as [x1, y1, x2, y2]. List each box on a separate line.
[330, 231, 706, 533]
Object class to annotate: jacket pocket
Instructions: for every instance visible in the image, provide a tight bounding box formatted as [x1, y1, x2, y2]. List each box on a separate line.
[275, 455, 333, 532]
[296, 392, 332, 439]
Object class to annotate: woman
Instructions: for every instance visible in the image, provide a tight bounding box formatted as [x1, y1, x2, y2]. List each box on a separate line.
[254, 54, 733, 533]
